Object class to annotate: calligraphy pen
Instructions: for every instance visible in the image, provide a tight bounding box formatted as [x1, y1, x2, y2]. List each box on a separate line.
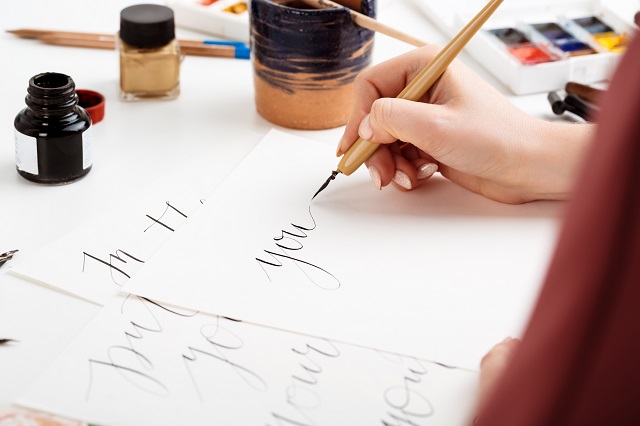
[312, 0, 505, 199]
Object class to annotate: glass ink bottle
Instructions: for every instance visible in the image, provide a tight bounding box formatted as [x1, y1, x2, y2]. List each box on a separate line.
[14, 72, 92, 184]
[118, 4, 181, 101]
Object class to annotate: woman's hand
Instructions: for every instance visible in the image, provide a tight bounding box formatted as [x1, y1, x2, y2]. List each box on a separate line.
[476, 337, 521, 414]
[338, 45, 594, 204]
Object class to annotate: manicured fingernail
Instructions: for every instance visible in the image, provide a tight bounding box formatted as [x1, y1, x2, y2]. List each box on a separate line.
[417, 163, 438, 180]
[336, 138, 344, 157]
[392, 170, 412, 190]
[359, 114, 373, 140]
[368, 165, 382, 190]
[503, 336, 513, 342]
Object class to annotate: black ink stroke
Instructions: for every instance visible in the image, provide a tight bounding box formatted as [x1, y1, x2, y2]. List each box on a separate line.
[290, 341, 340, 386]
[183, 316, 268, 402]
[85, 295, 197, 401]
[86, 356, 169, 399]
[268, 339, 341, 426]
[256, 206, 340, 290]
[144, 201, 188, 233]
[381, 358, 434, 425]
[82, 249, 144, 285]
[138, 297, 198, 318]
[269, 411, 316, 426]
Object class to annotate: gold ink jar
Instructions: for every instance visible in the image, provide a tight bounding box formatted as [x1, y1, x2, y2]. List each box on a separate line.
[118, 4, 181, 101]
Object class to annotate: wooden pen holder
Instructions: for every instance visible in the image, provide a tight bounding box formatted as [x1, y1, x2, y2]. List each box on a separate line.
[250, 0, 376, 130]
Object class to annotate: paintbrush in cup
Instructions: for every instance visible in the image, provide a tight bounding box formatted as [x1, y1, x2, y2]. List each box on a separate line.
[278, 0, 427, 47]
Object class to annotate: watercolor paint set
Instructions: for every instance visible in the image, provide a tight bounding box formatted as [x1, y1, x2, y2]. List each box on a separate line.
[411, 0, 637, 94]
[166, 0, 250, 42]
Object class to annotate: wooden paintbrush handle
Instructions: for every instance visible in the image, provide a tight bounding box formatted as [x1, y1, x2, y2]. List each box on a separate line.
[295, 0, 427, 47]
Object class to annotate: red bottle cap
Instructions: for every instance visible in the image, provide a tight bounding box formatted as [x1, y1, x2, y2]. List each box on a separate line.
[76, 89, 105, 124]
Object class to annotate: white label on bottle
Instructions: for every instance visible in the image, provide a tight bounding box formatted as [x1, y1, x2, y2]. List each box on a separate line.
[14, 131, 39, 175]
[82, 127, 93, 170]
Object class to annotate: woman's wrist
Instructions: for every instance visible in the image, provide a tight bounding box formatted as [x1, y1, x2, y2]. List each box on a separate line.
[518, 119, 595, 202]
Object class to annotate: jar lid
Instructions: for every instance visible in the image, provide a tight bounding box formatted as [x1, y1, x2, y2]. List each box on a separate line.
[120, 4, 175, 49]
[77, 89, 106, 124]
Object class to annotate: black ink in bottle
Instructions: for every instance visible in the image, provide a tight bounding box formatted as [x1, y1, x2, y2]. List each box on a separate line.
[14, 72, 92, 184]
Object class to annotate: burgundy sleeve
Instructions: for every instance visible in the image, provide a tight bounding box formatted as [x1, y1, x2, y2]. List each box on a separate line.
[475, 32, 640, 426]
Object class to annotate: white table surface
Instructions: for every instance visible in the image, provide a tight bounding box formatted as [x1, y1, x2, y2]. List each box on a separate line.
[0, 0, 621, 410]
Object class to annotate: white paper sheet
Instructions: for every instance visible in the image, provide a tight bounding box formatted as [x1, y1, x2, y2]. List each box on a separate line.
[18, 294, 478, 426]
[124, 129, 562, 369]
[10, 135, 261, 305]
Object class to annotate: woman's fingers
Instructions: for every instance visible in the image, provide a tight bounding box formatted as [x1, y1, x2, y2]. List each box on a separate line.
[338, 45, 444, 155]
[476, 338, 521, 412]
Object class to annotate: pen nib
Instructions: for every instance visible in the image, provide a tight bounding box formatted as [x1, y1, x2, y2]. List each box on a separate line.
[0, 249, 18, 268]
[312, 170, 340, 200]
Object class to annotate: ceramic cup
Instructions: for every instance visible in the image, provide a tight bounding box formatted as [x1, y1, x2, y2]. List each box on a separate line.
[250, 0, 376, 130]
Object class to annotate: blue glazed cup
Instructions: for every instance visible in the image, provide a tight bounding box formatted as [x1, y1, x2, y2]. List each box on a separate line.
[251, 0, 376, 130]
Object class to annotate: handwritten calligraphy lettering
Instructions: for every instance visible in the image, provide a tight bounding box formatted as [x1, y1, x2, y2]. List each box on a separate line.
[256, 207, 340, 290]
[381, 358, 434, 425]
[183, 317, 268, 401]
[144, 201, 188, 233]
[269, 339, 340, 426]
[86, 295, 195, 400]
[86, 296, 268, 406]
[290, 341, 340, 385]
[82, 249, 144, 285]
